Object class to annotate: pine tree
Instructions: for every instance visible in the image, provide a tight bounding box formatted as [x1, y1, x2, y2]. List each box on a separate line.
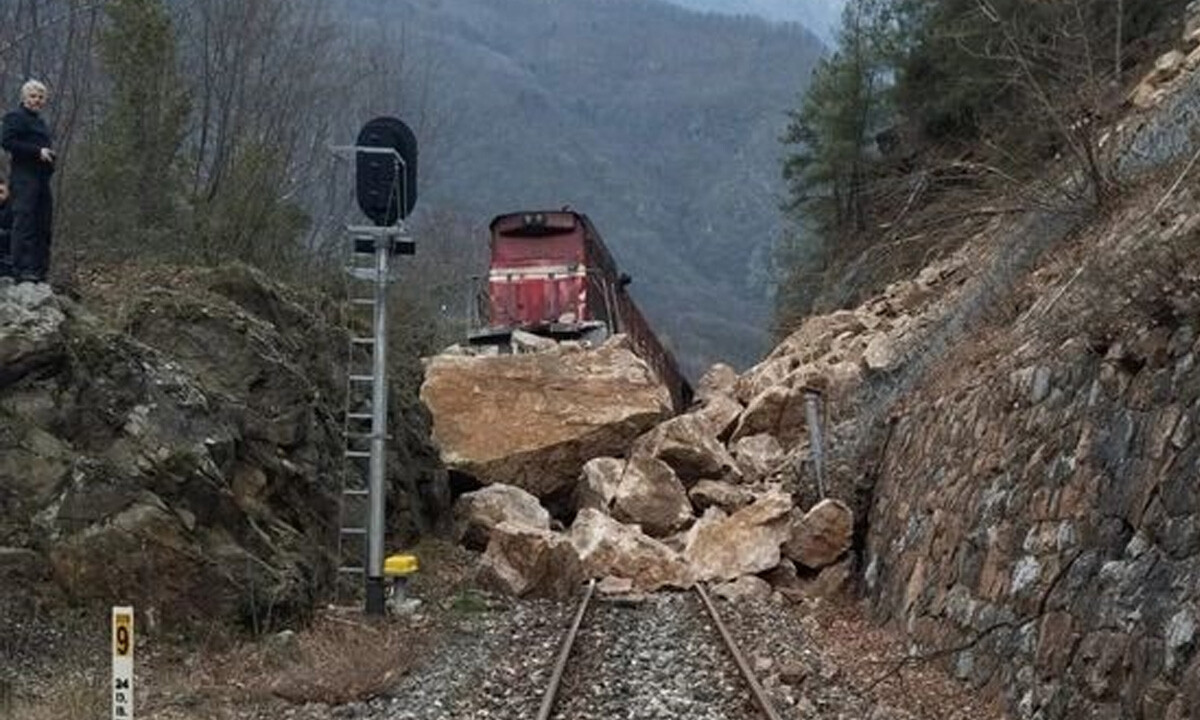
[75, 0, 190, 251]
[774, 0, 894, 325]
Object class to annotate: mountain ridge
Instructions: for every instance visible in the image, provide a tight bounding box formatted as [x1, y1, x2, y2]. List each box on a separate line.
[347, 0, 825, 376]
[660, 0, 845, 39]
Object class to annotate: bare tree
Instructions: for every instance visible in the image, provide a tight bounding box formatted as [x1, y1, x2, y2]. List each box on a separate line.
[973, 0, 1122, 206]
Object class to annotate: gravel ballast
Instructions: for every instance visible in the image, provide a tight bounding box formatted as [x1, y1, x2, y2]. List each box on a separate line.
[550, 593, 759, 720]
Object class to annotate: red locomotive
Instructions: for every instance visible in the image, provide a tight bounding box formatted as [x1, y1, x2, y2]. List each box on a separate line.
[468, 209, 693, 411]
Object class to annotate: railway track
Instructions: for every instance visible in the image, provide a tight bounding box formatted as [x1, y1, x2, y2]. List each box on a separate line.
[536, 581, 786, 720]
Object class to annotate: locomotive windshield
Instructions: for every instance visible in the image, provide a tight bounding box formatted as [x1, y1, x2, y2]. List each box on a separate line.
[491, 211, 578, 237]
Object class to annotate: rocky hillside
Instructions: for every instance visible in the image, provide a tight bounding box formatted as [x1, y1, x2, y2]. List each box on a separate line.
[0, 266, 447, 632]
[865, 185, 1199, 719]
[848, 34, 1200, 720]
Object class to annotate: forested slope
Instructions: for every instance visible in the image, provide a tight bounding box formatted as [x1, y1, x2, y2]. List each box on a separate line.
[345, 0, 825, 376]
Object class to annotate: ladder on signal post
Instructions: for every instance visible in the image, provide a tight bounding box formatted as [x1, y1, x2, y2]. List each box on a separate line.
[335, 223, 414, 613]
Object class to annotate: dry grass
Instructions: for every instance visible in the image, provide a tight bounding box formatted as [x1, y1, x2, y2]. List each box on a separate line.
[3, 538, 480, 719]
[261, 613, 431, 704]
[138, 538, 479, 715]
[4, 609, 437, 720]
[6, 671, 106, 720]
[143, 611, 437, 715]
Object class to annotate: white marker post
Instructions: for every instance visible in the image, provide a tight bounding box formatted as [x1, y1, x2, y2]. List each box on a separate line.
[112, 606, 134, 720]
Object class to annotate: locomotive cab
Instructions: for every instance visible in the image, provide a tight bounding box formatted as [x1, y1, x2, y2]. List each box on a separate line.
[467, 208, 693, 410]
[468, 210, 618, 349]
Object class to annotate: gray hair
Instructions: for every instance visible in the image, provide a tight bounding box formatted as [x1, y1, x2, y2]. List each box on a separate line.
[20, 79, 47, 100]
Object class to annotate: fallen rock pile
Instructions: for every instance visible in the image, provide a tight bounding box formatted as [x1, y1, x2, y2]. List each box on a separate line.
[431, 253, 968, 599]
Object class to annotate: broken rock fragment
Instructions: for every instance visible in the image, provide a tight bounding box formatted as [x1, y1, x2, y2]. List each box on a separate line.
[783, 498, 854, 570]
[453, 484, 550, 550]
[569, 508, 693, 591]
[683, 490, 793, 581]
[477, 522, 584, 599]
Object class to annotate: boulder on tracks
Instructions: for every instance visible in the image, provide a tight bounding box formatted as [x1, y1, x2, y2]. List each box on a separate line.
[420, 336, 672, 498]
[683, 489, 793, 582]
[477, 522, 585, 599]
[610, 454, 694, 537]
[569, 509, 693, 591]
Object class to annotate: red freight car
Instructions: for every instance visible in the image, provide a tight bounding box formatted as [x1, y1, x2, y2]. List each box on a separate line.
[468, 210, 693, 411]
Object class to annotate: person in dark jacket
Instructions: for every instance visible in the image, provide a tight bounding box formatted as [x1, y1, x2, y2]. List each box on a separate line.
[1, 80, 55, 283]
[0, 178, 12, 278]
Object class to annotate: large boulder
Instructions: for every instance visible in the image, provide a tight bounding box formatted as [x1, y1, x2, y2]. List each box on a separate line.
[453, 484, 550, 550]
[477, 522, 585, 599]
[694, 363, 738, 403]
[610, 454, 694, 537]
[420, 336, 672, 497]
[688, 479, 756, 514]
[711, 575, 773, 603]
[863, 334, 900, 373]
[730, 385, 809, 443]
[683, 490, 793, 581]
[690, 394, 744, 439]
[783, 498, 854, 570]
[569, 509, 693, 591]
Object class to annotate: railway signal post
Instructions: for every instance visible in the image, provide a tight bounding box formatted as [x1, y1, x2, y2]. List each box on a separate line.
[331, 116, 418, 616]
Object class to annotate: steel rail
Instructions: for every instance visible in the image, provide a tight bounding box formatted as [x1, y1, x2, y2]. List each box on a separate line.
[535, 578, 597, 720]
[694, 583, 787, 720]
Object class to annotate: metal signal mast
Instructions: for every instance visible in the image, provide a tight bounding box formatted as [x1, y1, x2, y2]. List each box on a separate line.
[331, 117, 418, 616]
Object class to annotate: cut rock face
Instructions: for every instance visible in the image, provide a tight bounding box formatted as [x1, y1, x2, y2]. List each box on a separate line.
[2, 265, 386, 631]
[0, 282, 66, 387]
[420, 337, 672, 498]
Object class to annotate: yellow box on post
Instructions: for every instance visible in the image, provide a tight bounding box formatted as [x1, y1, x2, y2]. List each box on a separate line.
[384, 553, 419, 577]
[384, 553, 419, 614]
